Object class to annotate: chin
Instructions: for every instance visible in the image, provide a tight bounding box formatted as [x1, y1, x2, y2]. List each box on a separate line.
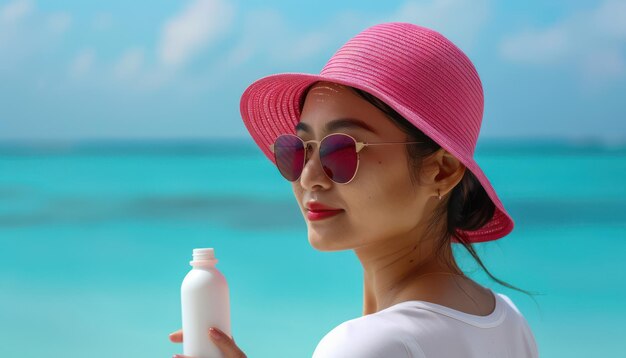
[307, 231, 349, 252]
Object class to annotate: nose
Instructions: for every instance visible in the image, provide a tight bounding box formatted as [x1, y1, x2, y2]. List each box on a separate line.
[299, 142, 332, 191]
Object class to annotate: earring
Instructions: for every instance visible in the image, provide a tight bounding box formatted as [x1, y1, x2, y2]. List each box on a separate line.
[438, 189, 442, 200]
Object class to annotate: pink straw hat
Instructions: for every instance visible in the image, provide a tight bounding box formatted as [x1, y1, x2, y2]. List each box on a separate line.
[239, 22, 514, 244]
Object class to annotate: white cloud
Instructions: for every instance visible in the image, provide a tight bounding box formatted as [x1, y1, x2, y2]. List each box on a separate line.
[591, 0, 626, 38]
[0, 0, 71, 71]
[500, 25, 569, 65]
[0, 0, 33, 47]
[0, 0, 33, 25]
[69, 48, 95, 78]
[0, 1, 70, 36]
[386, 0, 491, 50]
[219, 9, 276, 68]
[289, 32, 330, 62]
[580, 47, 625, 87]
[47, 12, 71, 34]
[499, 0, 626, 87]
[158, 0, 235, 68]
[220, 9, 333, 68]
[93, 12, 112, 32]
[2, 0, 489, 92]
[113, 48, 145, 80]
[220, 0, 490, 72]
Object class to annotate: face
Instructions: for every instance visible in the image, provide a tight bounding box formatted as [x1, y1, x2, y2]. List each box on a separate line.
[291, 81, 439, 252]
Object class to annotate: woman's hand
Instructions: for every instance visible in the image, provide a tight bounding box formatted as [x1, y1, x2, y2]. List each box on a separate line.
[169, 327, 247, 358]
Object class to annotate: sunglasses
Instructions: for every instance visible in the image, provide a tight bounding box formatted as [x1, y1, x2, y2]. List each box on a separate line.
[269, 133, 423, 184]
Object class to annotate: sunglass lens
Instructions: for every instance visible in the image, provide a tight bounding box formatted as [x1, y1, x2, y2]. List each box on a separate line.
[273, 135, 305, 181]
[320, 134, 358, 184]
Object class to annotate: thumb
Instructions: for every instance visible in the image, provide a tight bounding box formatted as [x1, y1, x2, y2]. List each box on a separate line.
[209, 328, 246, 358]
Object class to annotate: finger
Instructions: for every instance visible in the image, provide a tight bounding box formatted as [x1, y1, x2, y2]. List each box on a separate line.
[208, 327, 247, 358]
[172, 355, 192, 358]
[169, 329, 183, 343]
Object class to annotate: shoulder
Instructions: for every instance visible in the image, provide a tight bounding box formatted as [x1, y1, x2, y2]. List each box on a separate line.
[498, 293, 535, 330]
[496, 293, 540, 357]
[312, 312, 427, 358]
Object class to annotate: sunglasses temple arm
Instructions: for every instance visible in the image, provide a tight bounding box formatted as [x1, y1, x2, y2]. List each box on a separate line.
[362, 141, 423, 146]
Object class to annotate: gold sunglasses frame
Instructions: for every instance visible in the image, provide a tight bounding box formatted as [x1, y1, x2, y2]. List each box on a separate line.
[269, 133, 423, 184]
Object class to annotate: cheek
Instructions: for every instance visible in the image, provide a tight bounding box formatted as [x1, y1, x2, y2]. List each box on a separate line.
[350, 158, 424, 236]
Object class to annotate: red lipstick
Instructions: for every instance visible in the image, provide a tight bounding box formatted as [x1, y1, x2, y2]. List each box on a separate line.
[305, 201, 344, 221]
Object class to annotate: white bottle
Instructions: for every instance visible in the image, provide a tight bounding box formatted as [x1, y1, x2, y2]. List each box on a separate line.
[181, 248, 231, 358]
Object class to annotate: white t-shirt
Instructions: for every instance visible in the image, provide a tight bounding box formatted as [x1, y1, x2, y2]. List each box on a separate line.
[312, 289, 538, 358]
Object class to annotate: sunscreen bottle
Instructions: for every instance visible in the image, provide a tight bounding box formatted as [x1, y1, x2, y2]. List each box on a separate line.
[181, 248, 231, 358]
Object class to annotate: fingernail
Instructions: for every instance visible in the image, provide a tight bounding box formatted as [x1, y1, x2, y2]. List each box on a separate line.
[209, 327, 223, 340]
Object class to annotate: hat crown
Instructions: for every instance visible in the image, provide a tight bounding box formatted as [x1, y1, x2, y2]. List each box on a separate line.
[320, 22, 484, 157]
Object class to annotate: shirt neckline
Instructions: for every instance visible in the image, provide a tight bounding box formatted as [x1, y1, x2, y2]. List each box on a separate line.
[374, 288, 507, 328]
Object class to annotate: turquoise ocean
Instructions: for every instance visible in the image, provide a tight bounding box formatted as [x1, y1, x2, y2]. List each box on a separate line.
[1, 139, 624, 357]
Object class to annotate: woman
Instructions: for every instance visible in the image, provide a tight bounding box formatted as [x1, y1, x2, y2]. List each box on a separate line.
[170, 22, 539, 357]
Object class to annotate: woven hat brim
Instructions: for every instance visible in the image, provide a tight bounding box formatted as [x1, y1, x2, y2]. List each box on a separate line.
[240, 73, 514, 244]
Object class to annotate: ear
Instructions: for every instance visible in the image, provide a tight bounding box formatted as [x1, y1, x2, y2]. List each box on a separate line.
[420, 149, 466, 198]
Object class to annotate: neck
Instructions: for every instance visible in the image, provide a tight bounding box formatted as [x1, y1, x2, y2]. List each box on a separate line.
[357, 234, 461, 315]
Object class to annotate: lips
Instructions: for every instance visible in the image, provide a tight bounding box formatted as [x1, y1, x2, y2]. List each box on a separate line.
[305, 201, 344, 221]
[305, 201, 342, 212]
[306, 209, 343, 221]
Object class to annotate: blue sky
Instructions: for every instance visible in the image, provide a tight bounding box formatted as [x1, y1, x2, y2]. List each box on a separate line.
[0, 0, 625, 144]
